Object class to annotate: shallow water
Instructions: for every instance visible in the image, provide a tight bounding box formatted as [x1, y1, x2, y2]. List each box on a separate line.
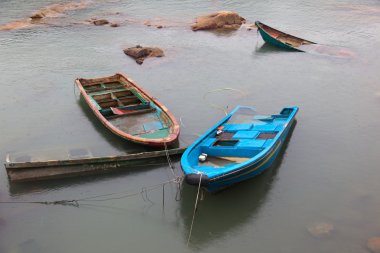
[1, 0, 380, 252]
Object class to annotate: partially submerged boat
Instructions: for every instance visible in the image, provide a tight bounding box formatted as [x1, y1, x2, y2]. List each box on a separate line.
[181, 106, 298, 192]
[75, 73, 180, 146]
[255, 21, 316, 52]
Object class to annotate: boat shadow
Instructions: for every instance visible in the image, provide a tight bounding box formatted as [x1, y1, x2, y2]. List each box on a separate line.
[254, 42, 297, 54]
[255, 42, 354, 58]
[179, 120, 297, 249]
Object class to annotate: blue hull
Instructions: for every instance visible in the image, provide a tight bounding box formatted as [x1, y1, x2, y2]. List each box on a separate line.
[205, 119, 294, 192]
[181, 106, 298, 192]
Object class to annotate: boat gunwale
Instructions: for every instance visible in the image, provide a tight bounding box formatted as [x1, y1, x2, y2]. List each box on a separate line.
[75, 73, 180, 146]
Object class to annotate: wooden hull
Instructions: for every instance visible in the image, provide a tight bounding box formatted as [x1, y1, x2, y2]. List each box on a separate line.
[181, 106, 298, 192]
[75, 73, 180, 147]
[255, 21, 316, 52]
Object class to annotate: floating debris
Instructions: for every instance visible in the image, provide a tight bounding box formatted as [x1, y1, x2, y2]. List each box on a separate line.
[307, 222, 334, 238]
[191, 11, 246, 31]
[368, 237, 380, 253]
[123, 45, 164, 65]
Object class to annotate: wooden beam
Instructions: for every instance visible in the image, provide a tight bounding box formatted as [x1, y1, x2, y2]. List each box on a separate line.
[4, 147, 186, 182]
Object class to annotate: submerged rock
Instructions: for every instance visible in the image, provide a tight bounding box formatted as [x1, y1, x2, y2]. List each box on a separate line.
[0, 19, 34, 31]
[368, 237, 380, 253]
[307, 222, 334, 238]
[110, 22, 120, 27]
[30, 1, 89, 19]
[191, 11, 245, 31]
[144, 20, 166, 29]
[1, 0, 90, 31]
[123, 45, 164, 65]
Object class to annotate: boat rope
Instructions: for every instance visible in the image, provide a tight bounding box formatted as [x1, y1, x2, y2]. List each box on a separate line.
[0, 177, 183, 207]
[187, 173, 203, 246]
[179, 116, 185, 127]
[203, 88, 246, 116]
[73, 81, 79, 98]
[163, 142, 182, 182]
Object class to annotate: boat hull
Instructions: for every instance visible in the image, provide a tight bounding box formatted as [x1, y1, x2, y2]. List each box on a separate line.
[186, 118, 294, 192]
[255, 21, 315, 52]
[75, 73, 180, 147]
[181, 106, 298, 192]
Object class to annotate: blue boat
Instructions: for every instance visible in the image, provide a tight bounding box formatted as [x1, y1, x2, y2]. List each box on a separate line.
[181, 106, 298, 192]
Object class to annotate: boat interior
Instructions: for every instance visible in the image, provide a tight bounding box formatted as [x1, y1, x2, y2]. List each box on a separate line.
[260, 22, 315, 48]
[80, 78, 171, 139]
[190, 107, 292, 170]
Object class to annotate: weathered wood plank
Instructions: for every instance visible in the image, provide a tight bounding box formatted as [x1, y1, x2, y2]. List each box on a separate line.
[5, 147, 186, 182]
[5, 147, 186, 169]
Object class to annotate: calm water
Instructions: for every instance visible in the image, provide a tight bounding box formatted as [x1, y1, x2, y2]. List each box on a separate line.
[1, 0, 380, 252]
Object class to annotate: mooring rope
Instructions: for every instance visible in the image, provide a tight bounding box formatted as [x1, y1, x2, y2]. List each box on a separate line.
[0, 177, 183, 206]
[163, 141, 182, 181]
[203, 88, 246, 116]
[187, 173, 203, 246]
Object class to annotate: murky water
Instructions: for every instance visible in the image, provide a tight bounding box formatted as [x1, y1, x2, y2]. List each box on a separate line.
[1, 0, 380, 252]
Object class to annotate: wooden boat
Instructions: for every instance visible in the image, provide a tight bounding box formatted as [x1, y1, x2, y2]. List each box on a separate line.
[75, 73, 180, 147]
[181, 106, 298, 192]
[255, 21, 316, 52]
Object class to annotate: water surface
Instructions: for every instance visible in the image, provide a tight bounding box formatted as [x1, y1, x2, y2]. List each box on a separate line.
[1, 0, 380, 252]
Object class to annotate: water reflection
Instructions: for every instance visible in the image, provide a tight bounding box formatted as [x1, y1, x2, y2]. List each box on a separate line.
[254, 42, 298, 54]
[180, 121, 297, 249]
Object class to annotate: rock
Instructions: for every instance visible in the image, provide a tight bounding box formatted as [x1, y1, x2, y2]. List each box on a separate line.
[30, 13, 45, 19]
[368, 237, 380, 253]
[110, 22, 119, 27]
[93, 19, 109, 26]
[191, 11, 245, 31]
[307, 222, 334, 238]
[143, 21, 152, 27]
[123, 46, 164, 65]
[30, 1, 89, 20]
[144, 20, 165, 29]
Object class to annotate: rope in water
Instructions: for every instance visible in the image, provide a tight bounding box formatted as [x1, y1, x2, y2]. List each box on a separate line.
[187, 173, 203, 246]
[0, 177, 183, 207]
[202, 88, 246, 116]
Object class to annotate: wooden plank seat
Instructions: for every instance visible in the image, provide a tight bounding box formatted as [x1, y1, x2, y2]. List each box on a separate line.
[106, 107, 156, 119]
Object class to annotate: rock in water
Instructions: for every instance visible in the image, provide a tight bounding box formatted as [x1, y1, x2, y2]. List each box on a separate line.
[191, 11, 245, 31]
[123, 46, 164, 65]
[93, 19, 109, 26]
[110, 22, 119, 27]
[368, 237, 380, 253]
[307, 222, 334, 238]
